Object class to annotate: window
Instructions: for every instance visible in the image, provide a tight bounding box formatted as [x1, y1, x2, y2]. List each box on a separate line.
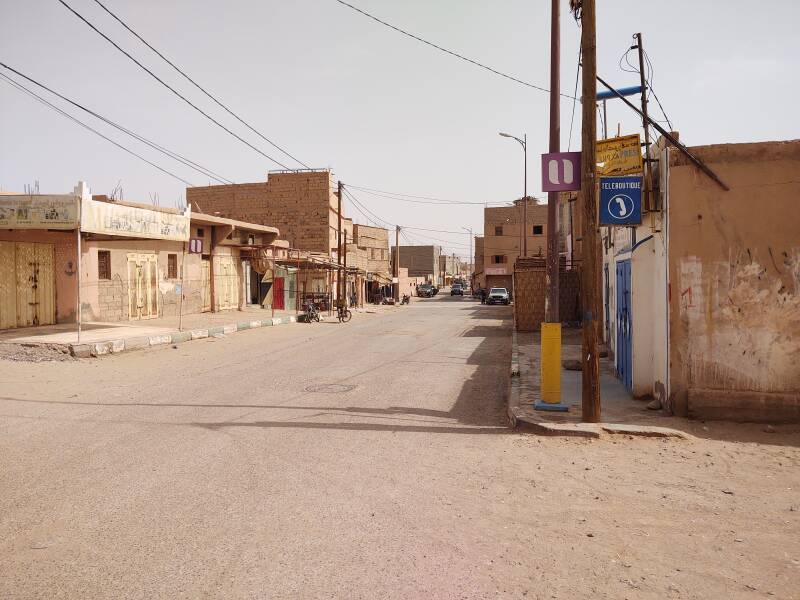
[381, 249, 387, 260]
[494, 226, 503, 236]
[167, 254, 178, 279]
[196, 228, 205, 237]
[492, 255, 507, 264]
[533, 225, 544, 235]
[98, 250, 111, 280]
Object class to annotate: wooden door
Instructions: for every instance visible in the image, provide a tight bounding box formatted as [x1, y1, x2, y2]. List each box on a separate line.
[0, 242, 17, 329]
[14, 242, 55, 327]
[127, 253, 159, 320]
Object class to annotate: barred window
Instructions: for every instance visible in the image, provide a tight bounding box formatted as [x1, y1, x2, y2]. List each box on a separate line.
[98, 251, 111, 280]
[167, 254, 178, 279]
[533, 225, 544, 235]
[494, 226, 503, 236]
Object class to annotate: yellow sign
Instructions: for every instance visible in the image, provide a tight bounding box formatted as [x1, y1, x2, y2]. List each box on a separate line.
[597, 134, 643, 176]
[0, 195, 80, 229]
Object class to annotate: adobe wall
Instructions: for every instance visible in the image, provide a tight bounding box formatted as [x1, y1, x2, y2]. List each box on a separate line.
[667, 140, 800, 421]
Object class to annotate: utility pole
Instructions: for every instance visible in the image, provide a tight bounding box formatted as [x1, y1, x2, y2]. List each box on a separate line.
[522, 133, 528, 258]
[394, 225, 400, 301]
[343, 229, 348, 306]
[337, 180, 343, 305]
[545, 0, 561, 323]
[635, 32, 654, 211]
[578, 0, 601, 422]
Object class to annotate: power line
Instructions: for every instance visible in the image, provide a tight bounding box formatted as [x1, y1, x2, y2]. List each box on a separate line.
[57, 0, 295, 170]
[333, 0, 577, 100]
[347, 184, 509, 206]
[90, 0, 310, 170]
[0, 62, 233, 184]
[0, 72, 195, 186]
[403, 226, 472, 235]
[567, 46, 581, 151]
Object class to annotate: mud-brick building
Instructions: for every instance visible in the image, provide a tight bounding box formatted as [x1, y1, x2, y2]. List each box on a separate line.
[392, 244, 442, 284]
[0, 182, 280, 330]
[186, 169, 352, 257]
[353, 224, 391, 302]
[603, 137, 800, 422]
[483, 198, 549, 294]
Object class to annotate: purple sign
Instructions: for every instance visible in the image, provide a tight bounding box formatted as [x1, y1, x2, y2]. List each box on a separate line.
[541, 152, 582, 192]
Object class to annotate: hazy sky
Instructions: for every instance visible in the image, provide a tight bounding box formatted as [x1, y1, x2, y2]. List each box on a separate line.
[2, 0, 798, 257]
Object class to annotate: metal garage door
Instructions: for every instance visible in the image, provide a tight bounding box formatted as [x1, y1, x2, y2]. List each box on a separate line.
[0, 241, 56, 329]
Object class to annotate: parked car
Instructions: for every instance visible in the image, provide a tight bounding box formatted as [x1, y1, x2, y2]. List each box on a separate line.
[450, 284, 464, 296]
[418, 284, 434, 298]
[486, 287, 510, 305]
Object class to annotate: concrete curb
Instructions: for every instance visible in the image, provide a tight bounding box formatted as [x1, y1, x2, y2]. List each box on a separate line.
[507, 322, 691, 440]
[68, 309, 360, 358]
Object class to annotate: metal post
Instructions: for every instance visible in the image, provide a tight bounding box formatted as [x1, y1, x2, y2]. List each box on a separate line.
[603, 99, 608, 139]
[295, 251, 300, 317]
[76, 226, 82, 343]
[545, 0, 560, 323]
[522, 133, 528, 258]
[271, 252, 275, 320]
[178, 241, 186, 331]
[579, 0, 601, 422]
[393, 225, 400, 301]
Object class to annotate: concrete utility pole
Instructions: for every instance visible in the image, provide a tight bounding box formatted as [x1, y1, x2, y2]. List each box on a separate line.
[635, 32, 654, 211]
[578, 0, 601, 422]
[545, 0, 561, 323]
[393, 225, 400, 301]
[337, 180, 343, 304]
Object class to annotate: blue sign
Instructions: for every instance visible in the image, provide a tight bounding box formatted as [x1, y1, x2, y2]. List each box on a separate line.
[599, 176, 642, 226]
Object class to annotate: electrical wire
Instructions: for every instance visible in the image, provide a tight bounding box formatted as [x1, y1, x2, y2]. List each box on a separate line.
[0, 72, 196, 186]
[0, 62, 233, 184]
[57, 0, 295, 170]
[90, 0, 310, 170]
[567, 45, 581, 151]
[346, 184, 511, 206]
[333, 0, 577, 100]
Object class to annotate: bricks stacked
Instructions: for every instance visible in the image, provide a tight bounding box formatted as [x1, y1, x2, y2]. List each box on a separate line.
[513, 257, 546, 332]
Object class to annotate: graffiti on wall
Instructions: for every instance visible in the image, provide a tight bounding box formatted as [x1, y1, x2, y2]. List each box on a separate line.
[81, 198, 190, 241]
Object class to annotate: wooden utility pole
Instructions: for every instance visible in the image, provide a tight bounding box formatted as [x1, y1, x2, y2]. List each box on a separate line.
[545, 0, 561, 323]
[393, 225, 400, 301]
[337, 180, 343, 305]
[635, 32, 655, 211]
[579, 0, 601, 422]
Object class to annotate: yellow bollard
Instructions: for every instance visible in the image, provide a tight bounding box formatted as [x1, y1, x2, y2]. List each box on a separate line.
[536, 322, 568, 411]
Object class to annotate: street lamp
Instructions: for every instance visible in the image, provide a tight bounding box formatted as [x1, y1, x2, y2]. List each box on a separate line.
[499, 132, 528, 258]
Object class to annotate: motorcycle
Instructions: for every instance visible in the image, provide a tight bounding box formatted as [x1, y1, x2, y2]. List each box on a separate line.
[400, 294, 410, 305]
[303, 302, 321, 323]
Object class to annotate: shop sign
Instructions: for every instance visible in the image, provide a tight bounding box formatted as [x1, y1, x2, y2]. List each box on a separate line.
[80, 198, 190, 241]
[599, 176, 642, 226]
[596, 134, 643, 176]
[0, 194, 79, 229]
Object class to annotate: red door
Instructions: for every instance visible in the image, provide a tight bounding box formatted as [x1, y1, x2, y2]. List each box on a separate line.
[273, 277, 285, 310]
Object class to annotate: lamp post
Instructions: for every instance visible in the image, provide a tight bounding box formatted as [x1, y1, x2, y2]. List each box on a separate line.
[499, 132, 527, 258]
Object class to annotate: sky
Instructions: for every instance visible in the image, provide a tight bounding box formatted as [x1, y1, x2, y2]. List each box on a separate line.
[1, 0, 798, 258]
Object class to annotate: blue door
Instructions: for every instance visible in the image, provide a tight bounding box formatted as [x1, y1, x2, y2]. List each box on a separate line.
[615, 260, 632, 391]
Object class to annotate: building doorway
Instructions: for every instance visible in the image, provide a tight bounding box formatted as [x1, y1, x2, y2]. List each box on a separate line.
[127, 253, 158, 320]
[0, 241, 56, 329]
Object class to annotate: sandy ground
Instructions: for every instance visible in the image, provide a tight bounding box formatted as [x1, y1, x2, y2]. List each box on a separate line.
[0, 296, 798, 599]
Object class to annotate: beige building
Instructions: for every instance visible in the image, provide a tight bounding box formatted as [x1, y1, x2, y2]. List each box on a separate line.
[482, 197, 549, 293]
[392, 244, 442, 284]
[603, 136, 800, 422]
[0, 182, 282, 330]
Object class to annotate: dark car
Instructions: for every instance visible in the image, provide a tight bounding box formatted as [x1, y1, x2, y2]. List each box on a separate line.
[486, 287, 510, 305]
[417, 284, 434, 298]
[450, 284, 464, 296]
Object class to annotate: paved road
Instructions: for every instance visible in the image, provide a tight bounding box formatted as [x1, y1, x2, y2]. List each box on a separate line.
[2, 296, 798, 599]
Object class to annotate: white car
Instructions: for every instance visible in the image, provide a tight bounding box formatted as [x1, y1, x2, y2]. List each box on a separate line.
[486, 287, 510, 305]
